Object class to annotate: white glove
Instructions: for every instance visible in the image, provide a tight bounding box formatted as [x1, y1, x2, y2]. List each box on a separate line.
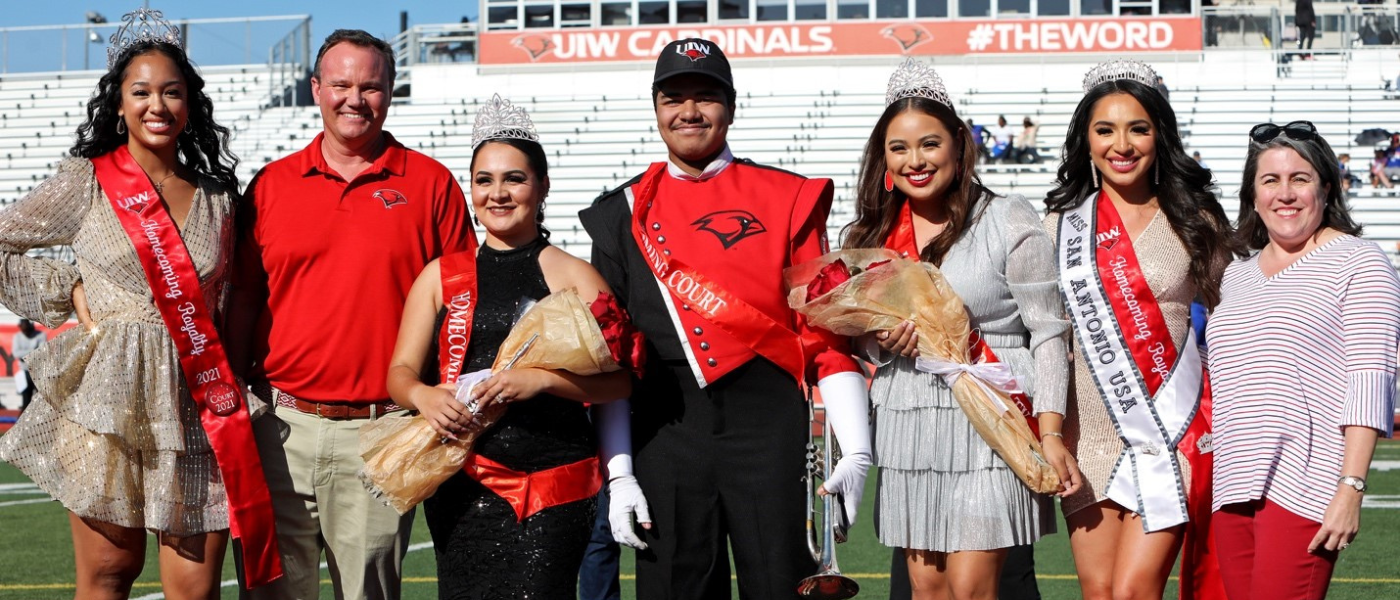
[817, 371, 872, 534]
[607, 473, 652, 550]
[596, 400, 652, 549]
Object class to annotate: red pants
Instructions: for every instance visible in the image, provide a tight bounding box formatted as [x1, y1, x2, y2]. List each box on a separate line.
[1213, 499, 1337, 600]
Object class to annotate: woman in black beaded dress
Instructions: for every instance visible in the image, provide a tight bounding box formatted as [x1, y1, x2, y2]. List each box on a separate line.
[386, 95, 634, 599]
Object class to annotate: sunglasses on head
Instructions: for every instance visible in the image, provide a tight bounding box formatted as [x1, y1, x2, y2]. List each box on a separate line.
[1249, 120, 1317, 144]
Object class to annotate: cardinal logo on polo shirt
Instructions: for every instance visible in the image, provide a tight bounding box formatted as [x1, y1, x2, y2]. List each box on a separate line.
[676, 41, 712, 62]
[692, 210, 766, 249]
[374, 189, 408, 209]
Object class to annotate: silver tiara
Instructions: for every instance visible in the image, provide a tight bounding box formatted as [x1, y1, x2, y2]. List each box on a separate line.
[885, 58, 952, 108]
[107, 8, 183, 69]
[471, 94, 539, 149]
[1082, 59, 1159, 93]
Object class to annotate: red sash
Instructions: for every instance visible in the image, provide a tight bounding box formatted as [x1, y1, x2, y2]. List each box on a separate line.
[629, 162, 816, 383]
[882, 201, 1039, 436]
[92, 147, 281, 588]
[1093, 196, 1222, 600]
[438, 251, 478, 385]
[463, 454, 603, 521]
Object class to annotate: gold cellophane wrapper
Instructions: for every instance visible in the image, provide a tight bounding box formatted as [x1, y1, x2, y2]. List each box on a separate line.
[786, 250, 1061, 494]
[358, 289, 622, 514]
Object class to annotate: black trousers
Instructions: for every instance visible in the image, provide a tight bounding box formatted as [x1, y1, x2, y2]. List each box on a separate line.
[1298, 25, 1316, 50]
[633, 359, 815, 600]
[888, 544, 1042, 600]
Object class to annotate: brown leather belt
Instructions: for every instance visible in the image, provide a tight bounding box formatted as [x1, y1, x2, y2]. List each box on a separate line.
[256, 382, 400, 420]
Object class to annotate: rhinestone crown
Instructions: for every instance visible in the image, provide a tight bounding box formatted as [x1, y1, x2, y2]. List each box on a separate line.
[107, 8, 183, 69]
[1082, 59, 1160, 93]
[472, 94, 540, 149]
[885, 58, 953, 109]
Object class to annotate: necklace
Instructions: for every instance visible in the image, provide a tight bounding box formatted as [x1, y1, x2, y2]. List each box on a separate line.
[151, 171, 180, 195]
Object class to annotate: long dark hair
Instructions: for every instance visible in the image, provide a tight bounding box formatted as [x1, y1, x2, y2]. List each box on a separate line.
[1045, 80, 1239, 308]
[1236, 134, 1361, 250]
[470, 138, 552, 240]
[70, 41, 239, 194]
[841, 97, 993, 265]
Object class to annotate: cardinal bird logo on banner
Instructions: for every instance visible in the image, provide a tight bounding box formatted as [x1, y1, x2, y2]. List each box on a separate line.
[881, 24, 933, 52]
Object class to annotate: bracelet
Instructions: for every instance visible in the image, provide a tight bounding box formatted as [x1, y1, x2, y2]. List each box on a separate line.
[1041, 432, 1064, 440]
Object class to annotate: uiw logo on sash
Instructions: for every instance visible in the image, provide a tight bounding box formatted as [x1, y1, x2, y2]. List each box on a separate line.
[118, 191, 154, 214]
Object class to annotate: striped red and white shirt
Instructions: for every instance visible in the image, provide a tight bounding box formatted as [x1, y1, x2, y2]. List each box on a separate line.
[1206, 235, 1399, 523]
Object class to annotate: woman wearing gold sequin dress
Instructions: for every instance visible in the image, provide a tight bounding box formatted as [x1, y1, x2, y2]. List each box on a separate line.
[1044, 60, 1237, 600]
[0, 9, 263, 598]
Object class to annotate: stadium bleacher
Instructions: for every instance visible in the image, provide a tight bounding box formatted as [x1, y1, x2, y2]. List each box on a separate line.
[2, 53, 1398, 265]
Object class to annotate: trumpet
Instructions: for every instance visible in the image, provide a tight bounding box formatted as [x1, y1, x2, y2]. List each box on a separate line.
[797, 400, 859, 600]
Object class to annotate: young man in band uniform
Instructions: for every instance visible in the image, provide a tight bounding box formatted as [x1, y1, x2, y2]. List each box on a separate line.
[229, 30, 475, 598]
[579, 39, 872, 599]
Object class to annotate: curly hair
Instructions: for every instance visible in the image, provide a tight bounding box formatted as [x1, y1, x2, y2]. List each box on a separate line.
[471, 138, 552, 241]
[841, 97, 994, 266]
[69, 41, 240, 194]
[1236, 133, 1362, 250]
[1045, 79, 1240, 308]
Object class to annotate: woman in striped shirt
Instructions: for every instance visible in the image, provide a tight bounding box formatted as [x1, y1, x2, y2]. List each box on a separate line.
[1205, 121, 1399, 600]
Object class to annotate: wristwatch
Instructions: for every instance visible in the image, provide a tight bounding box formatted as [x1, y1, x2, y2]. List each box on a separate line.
[1338, 475, 1368, 493]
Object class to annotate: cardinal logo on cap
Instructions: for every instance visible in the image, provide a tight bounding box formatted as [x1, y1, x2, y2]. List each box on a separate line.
[675, 41, 711, 62]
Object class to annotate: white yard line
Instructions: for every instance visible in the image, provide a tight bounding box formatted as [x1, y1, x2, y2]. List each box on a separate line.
[1362, 495, 1400, 509]
[1370, 460, 1400, 471]
[0, 497, 52, 508]
[133, 541, 436, 600]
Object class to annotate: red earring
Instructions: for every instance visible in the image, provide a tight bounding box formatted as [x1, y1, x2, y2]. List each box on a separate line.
[884, 171, 895, 193]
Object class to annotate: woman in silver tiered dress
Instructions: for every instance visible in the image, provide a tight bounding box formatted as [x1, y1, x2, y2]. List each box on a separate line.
[841, 60, 1079, 600]
[0, 10, 251, 598]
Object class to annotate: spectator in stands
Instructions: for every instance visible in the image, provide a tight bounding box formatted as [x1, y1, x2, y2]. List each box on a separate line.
[578, 37, 872, 599]
[1013, 116, 1041, 164]
[10, 319, 44, 412]
[843, 59, 1073, 600]
[0, 8, 272, 597]
[1155, 75, 1171, 101]
[1385, 135, 1400, 182]
[1296, 0, 1317, 58]
[228, 29, 476, 598]
[1371, 147, 1396, 189]
[1045, 59, 1239, 600]
[988, 114, 1015, 162]
[968, 118, 991, 163]
[385, 95, 638, 599]
[1338, 153, 1360, 192]
[1194, 150, 1210, 169]
[1208, 120, 1398, 600]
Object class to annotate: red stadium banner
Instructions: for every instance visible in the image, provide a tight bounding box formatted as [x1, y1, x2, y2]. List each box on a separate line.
[480, 16, 1202, 65]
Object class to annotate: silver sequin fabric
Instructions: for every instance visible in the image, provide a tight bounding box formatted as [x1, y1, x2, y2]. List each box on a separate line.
[0, 157, 255, 535]
[869, 195, 1068, 552]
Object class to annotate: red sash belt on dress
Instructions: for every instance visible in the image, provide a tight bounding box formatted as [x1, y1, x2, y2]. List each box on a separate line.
[463, 454, 603, 522]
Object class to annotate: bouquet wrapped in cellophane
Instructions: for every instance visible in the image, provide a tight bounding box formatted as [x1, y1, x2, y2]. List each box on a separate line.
[358, 290, 644, 514]
[785, 250, 1060, 494]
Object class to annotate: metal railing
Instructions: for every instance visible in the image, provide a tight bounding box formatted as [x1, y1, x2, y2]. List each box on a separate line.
[1202, 4, 1400, 51]
[391, 22, 479, 71]
[0, 15, 312, 75]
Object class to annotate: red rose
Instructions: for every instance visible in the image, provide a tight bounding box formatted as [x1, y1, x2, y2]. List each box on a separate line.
[590, 292, 646, 378]
[806, 259, 853, 302]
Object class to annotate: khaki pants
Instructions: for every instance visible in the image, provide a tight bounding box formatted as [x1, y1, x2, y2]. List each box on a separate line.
[240, 405, 414, 600]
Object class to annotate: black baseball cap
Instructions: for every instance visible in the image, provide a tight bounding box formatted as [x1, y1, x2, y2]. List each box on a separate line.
[652, 38, 733, 90]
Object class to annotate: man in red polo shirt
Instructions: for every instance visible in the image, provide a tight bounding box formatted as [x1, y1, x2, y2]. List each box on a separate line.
[230, 29, 475, 598]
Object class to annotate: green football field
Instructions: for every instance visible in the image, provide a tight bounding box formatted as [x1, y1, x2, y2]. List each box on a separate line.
[2, 439, 1398, 599]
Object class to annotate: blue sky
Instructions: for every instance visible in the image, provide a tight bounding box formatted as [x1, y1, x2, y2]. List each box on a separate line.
[5, 1, 479, 72]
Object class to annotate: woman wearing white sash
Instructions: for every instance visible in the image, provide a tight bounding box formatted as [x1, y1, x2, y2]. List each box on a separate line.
[1207, 122, 1399, 600]
[1044, 60, 1238, 600]
[845, 59, 1078, 600]
[0, 8, 249, 599]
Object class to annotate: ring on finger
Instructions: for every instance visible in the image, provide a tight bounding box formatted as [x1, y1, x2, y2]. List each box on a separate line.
[1339, 543, 1350, 550]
